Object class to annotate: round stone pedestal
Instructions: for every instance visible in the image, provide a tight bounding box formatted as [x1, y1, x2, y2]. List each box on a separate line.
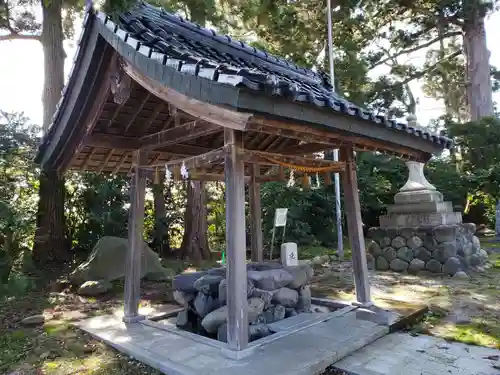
[366, 224, 488, 276]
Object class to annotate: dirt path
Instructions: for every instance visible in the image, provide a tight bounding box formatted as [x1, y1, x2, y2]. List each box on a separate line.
[311, 252, 500, 348]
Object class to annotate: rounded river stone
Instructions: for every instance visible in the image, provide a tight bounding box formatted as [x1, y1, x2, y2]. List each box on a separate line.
[415, 247, 432, 262]
[408, 259, 425, 275]
[407, 236, 423, 250]
[375, 256, 389, 271]
[391, 236, 406, 249]
[442, 257, 461, 276]
[390, 258, 409, 272]
[367, 241, 382, 257]
[434, 241, 457, 263]
[380, 237, 392, 248]
[382, 247, 397, 261]
[426, 259, 442, 273]
[396, 247, 414, 263]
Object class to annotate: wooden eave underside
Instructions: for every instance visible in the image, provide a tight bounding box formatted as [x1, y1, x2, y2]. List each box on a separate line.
[69, 76, 429, 178]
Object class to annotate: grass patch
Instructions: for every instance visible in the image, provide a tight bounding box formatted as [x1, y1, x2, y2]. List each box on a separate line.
[0, 330, 33, 372]
[300, 245, 352, 260]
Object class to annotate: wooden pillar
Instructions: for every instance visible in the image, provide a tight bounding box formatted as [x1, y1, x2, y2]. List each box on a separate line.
[123, 150, 147, 322]
[340, 146, 372, 307]
[249, 164, 264, 262]
[224, 129, 249, 350]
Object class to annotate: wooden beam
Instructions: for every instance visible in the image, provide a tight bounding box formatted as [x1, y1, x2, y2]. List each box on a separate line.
[124, 62, 252, 130]
[140, 121, 221, 150]
[248, 116, 425, 160]
[249, 164, 263, 262]
[241, 149, 346, 171]
[84, 133, 140, 149]
[224, 129, 249, 351]
[339, 145, 372, 307]
[144, 148, 228, 170]
[57, 52, 114, 172]
[124, 93, 151, 132]
[278, 142, 341, 155]
[123, 150, 148, 323]
[85, 133, 215, 158]
[189, 172, 282, 183]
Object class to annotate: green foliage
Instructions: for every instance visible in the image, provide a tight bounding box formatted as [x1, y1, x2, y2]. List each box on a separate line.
[449, 117, 500, 200]
[0, 112, 39, 281]
[65, 172, 130, 252]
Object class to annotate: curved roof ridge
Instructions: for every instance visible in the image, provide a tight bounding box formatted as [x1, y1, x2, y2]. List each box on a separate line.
[130, 2, 330, 89]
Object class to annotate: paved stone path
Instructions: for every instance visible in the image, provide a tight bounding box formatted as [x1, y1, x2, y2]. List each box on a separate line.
[335, 332, 500, 375]
[77, 308, 388, 375]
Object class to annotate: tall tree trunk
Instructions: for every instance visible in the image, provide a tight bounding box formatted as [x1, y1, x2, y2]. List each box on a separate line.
[179, 7, 210, 265]
[180, 180, 211, 264]
[153, 172, 170, 257]
[32, 0, 67, 265]
[463, 13, 494, 121]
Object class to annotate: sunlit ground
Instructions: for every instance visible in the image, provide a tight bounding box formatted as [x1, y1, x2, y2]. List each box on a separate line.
[1, 243, 499, 374]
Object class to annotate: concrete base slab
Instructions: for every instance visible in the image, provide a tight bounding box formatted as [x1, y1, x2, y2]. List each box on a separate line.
[355, 307, 402, 327]
[76, 308, 388, 375]
[335, 332, 500, 375]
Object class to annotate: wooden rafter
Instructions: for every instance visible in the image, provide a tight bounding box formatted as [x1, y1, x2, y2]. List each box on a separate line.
[140, 121, 221, 150]
[99, 149, 115, 173]
[80, 148, 97, 170]
[143, 102, 164, 132]
[248, 116, 425, 160]
[124, 93, 151, 132]
[123, 62, 252, 131]
[113, 152, 129, 174]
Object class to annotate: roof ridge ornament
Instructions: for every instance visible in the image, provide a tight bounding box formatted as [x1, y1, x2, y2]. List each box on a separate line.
[110, 57, 131, 105]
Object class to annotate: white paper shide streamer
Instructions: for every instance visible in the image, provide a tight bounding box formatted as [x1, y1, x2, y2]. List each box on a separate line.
[287, 169, 295, 187]
[180, 161, 189, 179]
[165, 165, 172, 182]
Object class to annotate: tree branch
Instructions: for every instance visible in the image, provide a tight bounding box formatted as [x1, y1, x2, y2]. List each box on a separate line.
[369, 50, 462, 107]
[0, 32, 41, 42]
[370, 31, 462, 70]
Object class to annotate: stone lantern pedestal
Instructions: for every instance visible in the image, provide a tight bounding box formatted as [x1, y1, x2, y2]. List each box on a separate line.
[367, 161, 488, 276]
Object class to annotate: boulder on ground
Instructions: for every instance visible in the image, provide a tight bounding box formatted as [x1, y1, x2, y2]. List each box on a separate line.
[247, 269, 293, 290]
[21, 314, 45, 326]
[272, 288, 299, 308]
[69, 237, 172, 285]
[77, 280, 112, 296]
[201, 305, 228, 333]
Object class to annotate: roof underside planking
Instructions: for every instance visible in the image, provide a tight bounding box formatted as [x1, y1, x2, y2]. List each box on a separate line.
[35, 2, 453, 178]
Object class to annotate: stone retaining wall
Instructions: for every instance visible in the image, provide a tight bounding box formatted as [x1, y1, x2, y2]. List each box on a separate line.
[172, 262, 320, 343]
[366, 223, 488, 276]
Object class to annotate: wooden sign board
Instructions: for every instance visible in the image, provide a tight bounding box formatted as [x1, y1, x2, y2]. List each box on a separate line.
[274, 208, 288, 227]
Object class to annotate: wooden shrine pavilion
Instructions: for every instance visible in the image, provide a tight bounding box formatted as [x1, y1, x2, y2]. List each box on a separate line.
[36, 2, 453, 353]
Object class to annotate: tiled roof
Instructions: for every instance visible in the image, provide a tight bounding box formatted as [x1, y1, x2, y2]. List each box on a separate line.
[114, 2, 452, 149]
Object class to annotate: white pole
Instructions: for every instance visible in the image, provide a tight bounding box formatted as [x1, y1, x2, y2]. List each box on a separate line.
[327, 0, 344, 260]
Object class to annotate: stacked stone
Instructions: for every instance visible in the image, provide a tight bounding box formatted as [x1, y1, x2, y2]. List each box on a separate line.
[172, 262, 315, 343]
[366, 224, 488, 276]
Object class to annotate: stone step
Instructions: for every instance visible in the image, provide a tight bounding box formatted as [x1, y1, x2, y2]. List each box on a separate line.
[379, 212, 462, 228]
[387, 201, 453, 214]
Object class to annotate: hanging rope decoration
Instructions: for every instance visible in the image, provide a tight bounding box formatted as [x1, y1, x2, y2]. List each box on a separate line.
[260, 155, 343, 173]
[260, 155, 340, 189]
